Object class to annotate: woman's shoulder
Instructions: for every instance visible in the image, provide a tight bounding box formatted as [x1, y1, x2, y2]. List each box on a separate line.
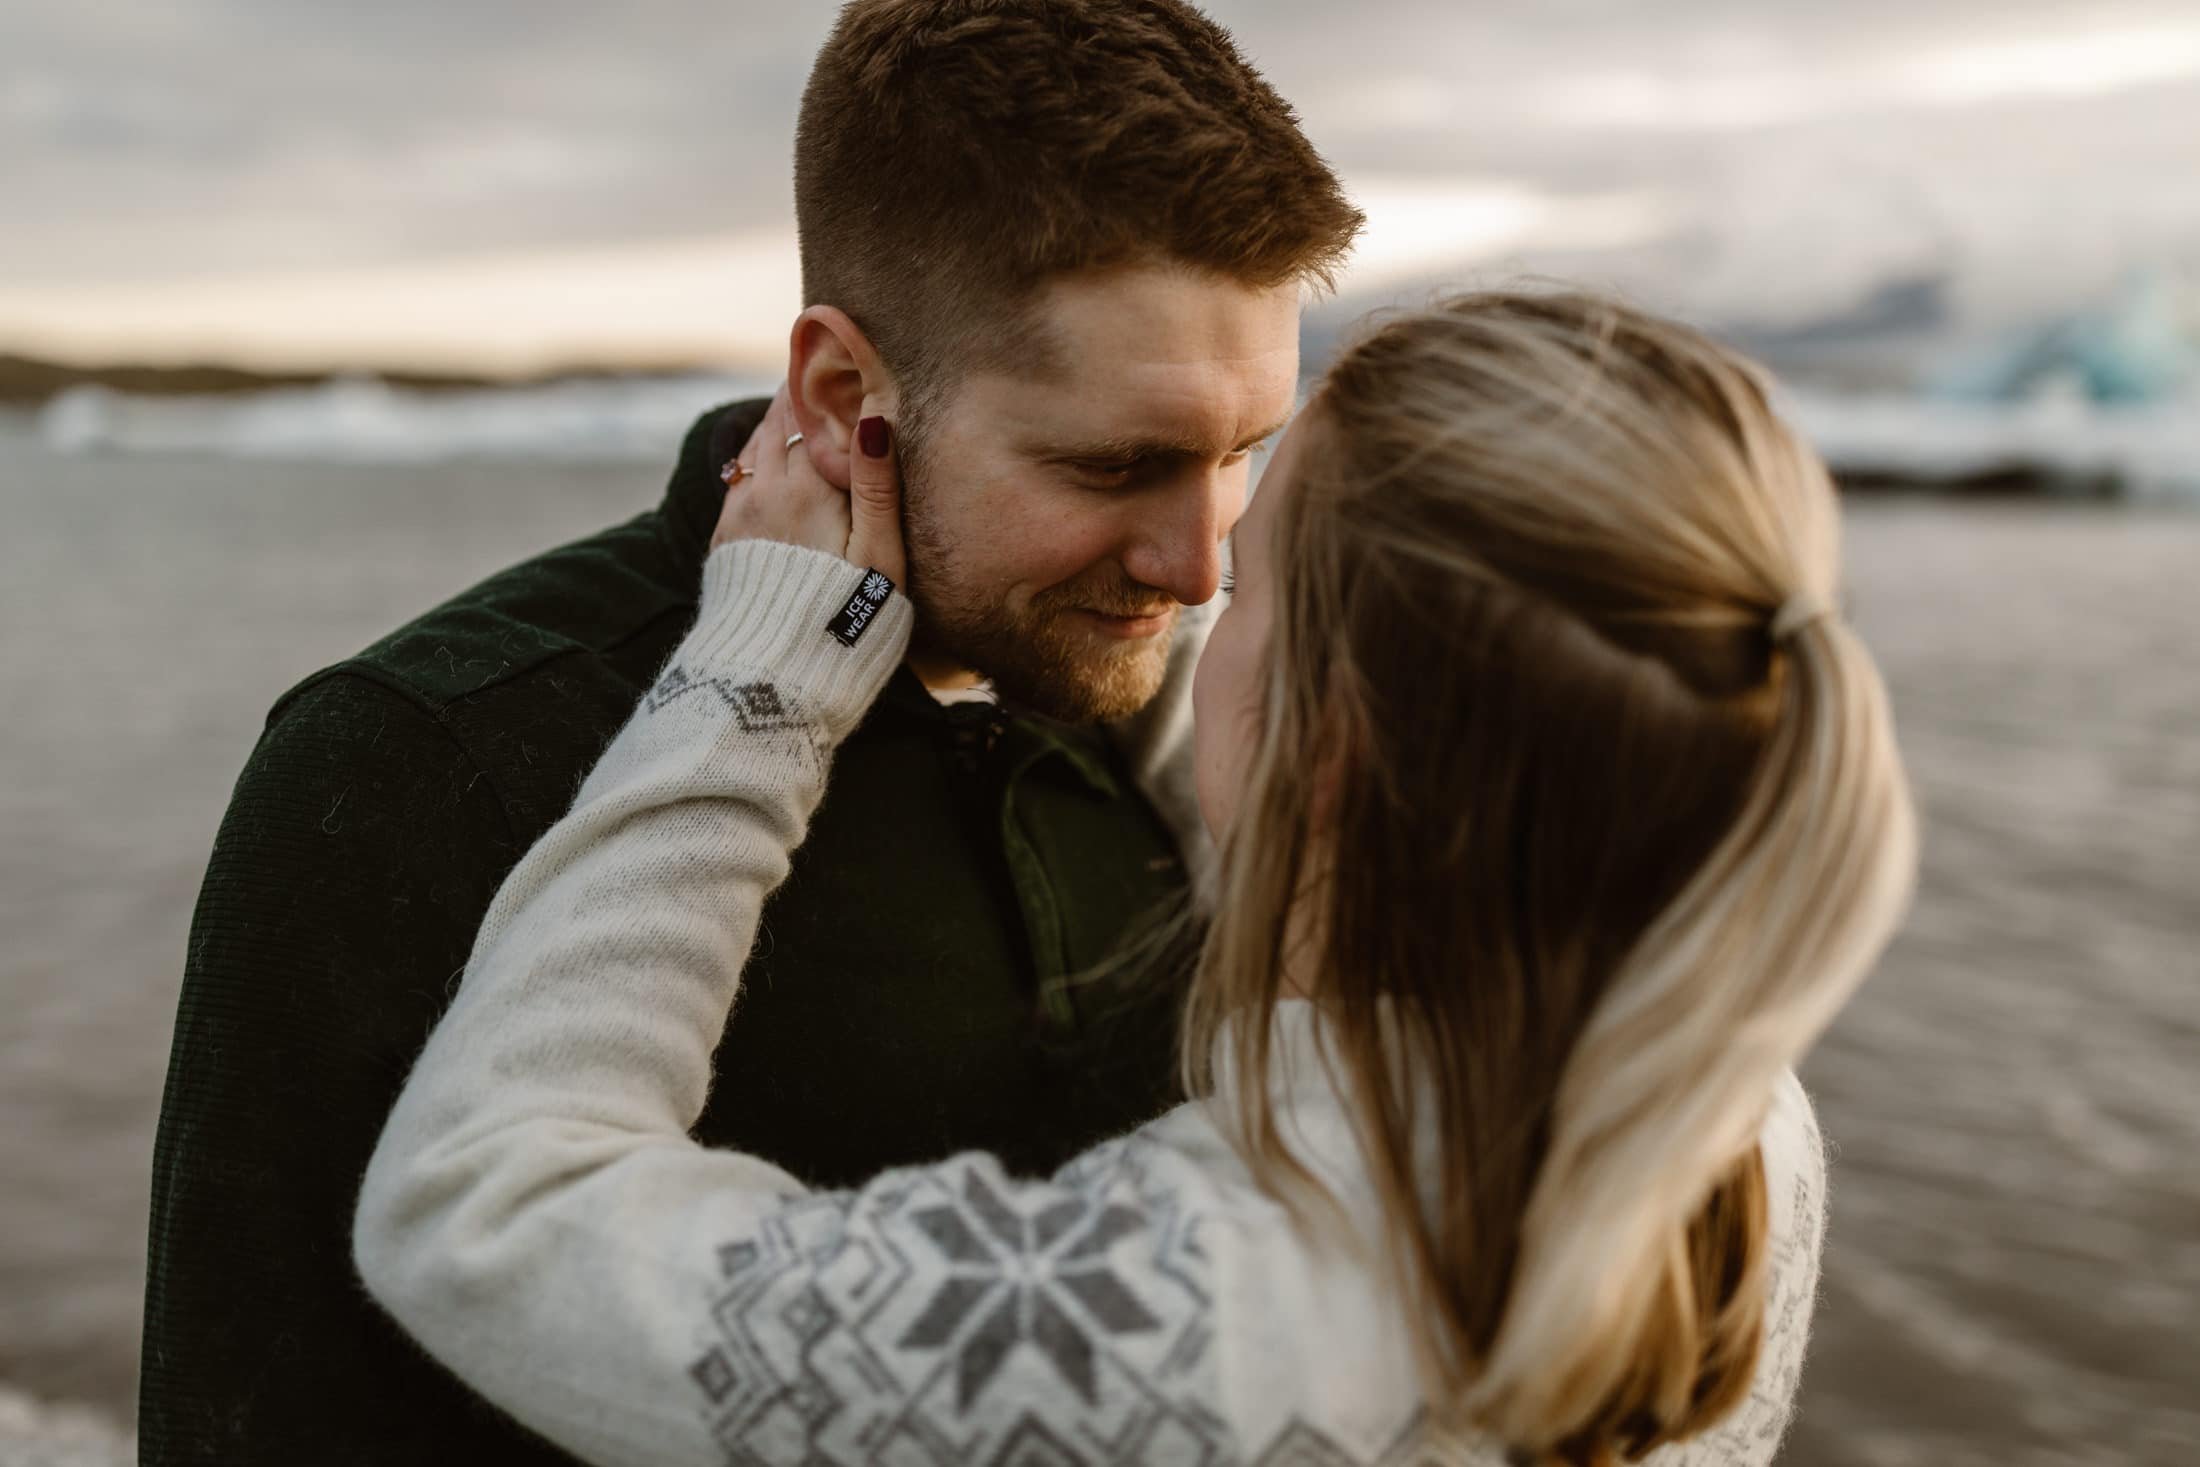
[1633, 1075, 1831, 1466]
[1759, 1067, 1829, 1258]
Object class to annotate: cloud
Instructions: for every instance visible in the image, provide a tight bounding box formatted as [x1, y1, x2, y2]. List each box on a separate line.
[3, 0, 2196, 366]
[0, 230, 805, 374]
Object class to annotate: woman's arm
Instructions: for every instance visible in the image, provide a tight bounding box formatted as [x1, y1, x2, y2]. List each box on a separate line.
[346, 532, 1294, 1465]
[350, 412, 1264, 1467]
[352, 536, 915, 1451]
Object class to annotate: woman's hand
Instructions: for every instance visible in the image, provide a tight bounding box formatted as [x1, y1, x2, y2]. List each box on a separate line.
[711, 386, 907, 588]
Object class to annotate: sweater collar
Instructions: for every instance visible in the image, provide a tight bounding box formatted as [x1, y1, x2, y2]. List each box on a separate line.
[1211, 1000, 1350, 1130]
[1212, 999, 1450, 1215]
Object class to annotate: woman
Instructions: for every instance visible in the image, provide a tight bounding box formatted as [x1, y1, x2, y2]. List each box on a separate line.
[355, 292, 1915, 1466]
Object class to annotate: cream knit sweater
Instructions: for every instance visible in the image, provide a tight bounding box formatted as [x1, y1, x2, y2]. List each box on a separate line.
[356, 540, 1828, 1467]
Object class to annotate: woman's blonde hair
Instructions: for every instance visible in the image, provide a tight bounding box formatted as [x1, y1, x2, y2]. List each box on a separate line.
[1181, 291, 1918, 1464]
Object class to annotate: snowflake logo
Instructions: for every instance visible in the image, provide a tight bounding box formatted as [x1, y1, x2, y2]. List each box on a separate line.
[897, 1167, 1159, 1413]
[861, 571, 893, 601]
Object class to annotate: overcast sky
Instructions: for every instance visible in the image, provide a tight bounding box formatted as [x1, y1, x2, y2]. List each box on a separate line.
[5, 0, 2197, 369]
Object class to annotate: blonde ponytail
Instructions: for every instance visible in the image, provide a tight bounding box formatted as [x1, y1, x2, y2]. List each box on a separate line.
[1470, 605, 1917, 1451]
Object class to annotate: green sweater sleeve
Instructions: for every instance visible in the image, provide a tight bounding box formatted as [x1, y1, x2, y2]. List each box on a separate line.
[140, 670, 575, 1465]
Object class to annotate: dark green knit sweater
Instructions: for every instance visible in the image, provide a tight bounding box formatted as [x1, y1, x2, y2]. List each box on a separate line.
[139, 399, 1193, 1464]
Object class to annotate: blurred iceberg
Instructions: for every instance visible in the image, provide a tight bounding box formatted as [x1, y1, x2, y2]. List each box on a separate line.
[1932, 268, 2198, 406]
[1778, 267, 2200, 498]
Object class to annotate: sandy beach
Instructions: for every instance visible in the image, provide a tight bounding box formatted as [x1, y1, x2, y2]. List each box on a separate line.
[1, 425, 2194, 1465]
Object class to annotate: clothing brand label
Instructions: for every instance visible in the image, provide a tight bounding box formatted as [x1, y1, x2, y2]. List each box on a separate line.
[827, 569, 896, 647]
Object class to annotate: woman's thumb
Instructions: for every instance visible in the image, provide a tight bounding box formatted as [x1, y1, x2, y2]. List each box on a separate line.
[847, 409, 906, 586]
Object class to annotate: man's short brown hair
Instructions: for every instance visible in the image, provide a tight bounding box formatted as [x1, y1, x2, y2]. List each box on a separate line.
[794, 0, 1363, 409]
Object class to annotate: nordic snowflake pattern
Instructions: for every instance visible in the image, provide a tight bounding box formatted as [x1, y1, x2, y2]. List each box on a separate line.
[683, 1141, 1448, 1466]
[643, 666, 800, 736]
[896, 1168, 1161, 1409]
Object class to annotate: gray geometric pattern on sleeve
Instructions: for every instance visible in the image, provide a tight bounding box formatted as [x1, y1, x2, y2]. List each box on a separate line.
[640, 663, 825, 777]
[686, 1137, 1434, 1467]
[644, 666, 802, 735]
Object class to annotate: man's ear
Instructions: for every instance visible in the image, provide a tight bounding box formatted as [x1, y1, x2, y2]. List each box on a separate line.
[787, 305, 896, 491]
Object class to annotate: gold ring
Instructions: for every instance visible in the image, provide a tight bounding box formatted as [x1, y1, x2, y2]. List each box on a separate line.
[720, 458, 751, 487]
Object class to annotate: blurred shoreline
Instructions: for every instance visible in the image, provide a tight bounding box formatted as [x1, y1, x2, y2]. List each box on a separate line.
[13, 378, 2200, 506]
[12, 264, 2198, 500]
[0, 351, 729, 407]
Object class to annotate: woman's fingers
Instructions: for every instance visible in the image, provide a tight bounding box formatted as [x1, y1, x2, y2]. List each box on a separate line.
[713, 385, 899, 581]
[749, 385, 793, 480]
[713, 388, 783, 549]
[844, 404, 906, 587]
[722, 385, 789, 495]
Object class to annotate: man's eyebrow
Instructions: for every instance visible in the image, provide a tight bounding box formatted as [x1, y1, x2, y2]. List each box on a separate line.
[1038, 417, 1291, 463]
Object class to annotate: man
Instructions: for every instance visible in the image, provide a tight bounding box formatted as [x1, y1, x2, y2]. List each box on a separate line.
[140, 1, 1361, 1461]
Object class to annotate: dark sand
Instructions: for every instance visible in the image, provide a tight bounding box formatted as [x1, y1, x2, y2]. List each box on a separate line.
[1, 429, 2194, 1464]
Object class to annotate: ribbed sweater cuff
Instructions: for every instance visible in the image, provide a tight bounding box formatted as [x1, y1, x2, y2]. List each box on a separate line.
[690, 539, 914, 738]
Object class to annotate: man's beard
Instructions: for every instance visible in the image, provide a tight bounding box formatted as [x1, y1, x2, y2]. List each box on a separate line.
[899, 437, 1176, 725]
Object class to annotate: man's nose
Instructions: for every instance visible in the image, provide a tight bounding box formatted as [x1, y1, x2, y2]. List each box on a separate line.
[1122, 466, 1247, 607]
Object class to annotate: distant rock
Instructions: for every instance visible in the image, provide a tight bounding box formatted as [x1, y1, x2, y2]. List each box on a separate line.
[0, 352, 649, 407]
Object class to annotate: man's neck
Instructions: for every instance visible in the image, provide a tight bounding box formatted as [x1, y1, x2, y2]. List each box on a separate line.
[905, 648, 986, 696]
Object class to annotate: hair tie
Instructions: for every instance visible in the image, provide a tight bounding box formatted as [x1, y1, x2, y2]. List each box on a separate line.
[1770, 591, 1836, 644]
